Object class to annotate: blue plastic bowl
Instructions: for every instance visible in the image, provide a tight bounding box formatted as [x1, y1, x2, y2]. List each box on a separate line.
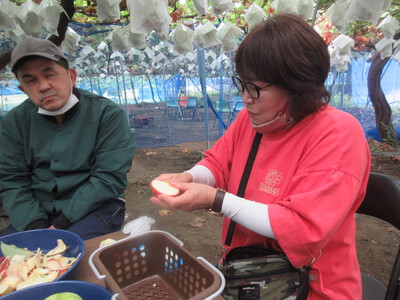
[0, 280, 113, 300]
[0, 229, 85, 281]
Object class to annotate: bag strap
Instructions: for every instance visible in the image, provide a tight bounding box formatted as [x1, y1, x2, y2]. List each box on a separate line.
[224, 132, 262, 247]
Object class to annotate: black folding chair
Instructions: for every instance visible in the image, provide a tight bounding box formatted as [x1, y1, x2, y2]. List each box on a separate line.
[357, 172, 400, 300]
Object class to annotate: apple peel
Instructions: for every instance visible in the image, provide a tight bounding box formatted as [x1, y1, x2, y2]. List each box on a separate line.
[151, 180, 180, 196]
[0, 282, 12, 295]
[0, 240, 80, 296]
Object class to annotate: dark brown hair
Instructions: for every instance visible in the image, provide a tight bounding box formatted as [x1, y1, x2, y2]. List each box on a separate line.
[235, 13, 331, 121]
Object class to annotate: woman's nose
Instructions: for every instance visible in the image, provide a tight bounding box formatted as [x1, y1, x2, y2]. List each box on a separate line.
[242, 92, 254, 104]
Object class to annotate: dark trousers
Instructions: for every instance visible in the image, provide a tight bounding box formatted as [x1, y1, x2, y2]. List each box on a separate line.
[0, 198, 126, 240]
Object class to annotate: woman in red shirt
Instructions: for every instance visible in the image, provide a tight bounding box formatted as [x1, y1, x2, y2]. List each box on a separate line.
[151, 14, 371, 299]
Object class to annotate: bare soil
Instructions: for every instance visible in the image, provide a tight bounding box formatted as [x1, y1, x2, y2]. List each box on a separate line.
[124, 141, 400, 287]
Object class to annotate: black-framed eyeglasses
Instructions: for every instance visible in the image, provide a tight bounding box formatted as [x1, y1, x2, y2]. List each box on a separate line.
[232, 75, 273, 100]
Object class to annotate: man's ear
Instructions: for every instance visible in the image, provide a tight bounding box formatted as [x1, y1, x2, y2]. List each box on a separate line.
[69, 68, 77, 86]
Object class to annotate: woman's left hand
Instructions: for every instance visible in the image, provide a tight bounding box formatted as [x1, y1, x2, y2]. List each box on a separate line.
[150, 182, 216, 212]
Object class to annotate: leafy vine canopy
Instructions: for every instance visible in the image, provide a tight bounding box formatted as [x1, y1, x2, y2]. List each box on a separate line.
[0, 0, 399, 76]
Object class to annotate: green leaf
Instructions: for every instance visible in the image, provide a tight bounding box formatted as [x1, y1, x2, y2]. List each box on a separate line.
[1, 242, 34, 258]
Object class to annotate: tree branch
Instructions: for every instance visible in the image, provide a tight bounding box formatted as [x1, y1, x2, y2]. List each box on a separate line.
[367, 30, 400, 146]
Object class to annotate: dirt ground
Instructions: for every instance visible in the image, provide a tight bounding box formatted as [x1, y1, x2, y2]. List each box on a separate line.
[124, 140, 399, 287]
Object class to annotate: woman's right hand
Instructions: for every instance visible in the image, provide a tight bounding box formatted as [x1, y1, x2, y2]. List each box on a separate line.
[150, 181, 216, 212]
[153, 172, 193, 183]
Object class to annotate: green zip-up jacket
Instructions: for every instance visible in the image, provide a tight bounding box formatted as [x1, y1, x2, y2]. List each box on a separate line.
[0, 88, 135, 231]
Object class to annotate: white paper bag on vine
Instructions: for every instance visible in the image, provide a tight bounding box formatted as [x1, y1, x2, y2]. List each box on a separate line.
[211, 0, 233, 16]
[0, 0, 18, 31]
[392, 41, 400, 62]
[97, 41, 109, 53]
[61, 27, 81, 55]
[80, 45, 96, 57]
[297, 0, 314, 20]
[325, 0, 350, 33]
[127, 0, 171, 40]
[39, 0, 68, 36]
[375, 38, 396, 59]
[210, 53, 229, 70]
[128, 31, 147, 50]
[271, 0, 297, 15]
[345, 0, 392, 24]
[5, 23, 26, 41]
[127, 48, 145, 64]
[194, 21, 221, 49]
[194, 0, 209, 16]
[377, 15, 399, 39]
[329, 34, 354, 72]
[16, 0, 42, 37]
[332, 34, 354, 56]
[216, 22, 243, 52]
[172, 23, 194, 55]
[108, 26, 130, 51]
[271, 0, 314, 20]
[116, 24, 147, 49]
[329, 45, 350, 72]
[151, 52, 167, 70]
[97, 0, 121, 22]
[110, 51, 124, 62]
[244, 4, 266, 32]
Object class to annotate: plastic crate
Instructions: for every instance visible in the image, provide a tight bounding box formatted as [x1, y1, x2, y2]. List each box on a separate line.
[89, 230, 225, 300]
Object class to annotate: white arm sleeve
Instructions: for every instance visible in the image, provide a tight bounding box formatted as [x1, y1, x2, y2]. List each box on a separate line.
[221, 192, 276, 239]
[184, 165, 216, 186]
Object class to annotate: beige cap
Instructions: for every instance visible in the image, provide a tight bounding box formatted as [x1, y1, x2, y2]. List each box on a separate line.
[11, 37, 67, 72]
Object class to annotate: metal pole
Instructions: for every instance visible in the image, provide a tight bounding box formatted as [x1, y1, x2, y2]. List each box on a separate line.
[89, 75, 93, 93]
[96, 76, 102, 96]
[113, 61, 122, 106]
[162, 69, 171, 137]
[340, 71, 345, 110]
[141, 75, 144, 108]
[0, 85, 3, 114]
[219, 49, 224, 136]
[197, 47, 210, 149]
[119, 60, 130, 123]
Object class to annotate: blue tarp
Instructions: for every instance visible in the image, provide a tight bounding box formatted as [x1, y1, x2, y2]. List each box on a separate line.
[351, 58, 400, 105]
[0, 87, 23, 95]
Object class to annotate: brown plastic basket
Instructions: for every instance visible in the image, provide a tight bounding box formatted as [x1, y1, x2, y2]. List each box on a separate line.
[89, 230, 224, 300]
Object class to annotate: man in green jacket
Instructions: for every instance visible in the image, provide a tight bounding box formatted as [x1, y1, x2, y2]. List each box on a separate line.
[0, 37, 136, 239]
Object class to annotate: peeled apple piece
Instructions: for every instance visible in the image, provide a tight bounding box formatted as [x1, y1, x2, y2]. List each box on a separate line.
[44, 292, 83, 300]
[151, 180, 180, 196]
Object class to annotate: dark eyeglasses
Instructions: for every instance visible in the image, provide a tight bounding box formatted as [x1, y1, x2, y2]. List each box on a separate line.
[232, 75, 273, 100]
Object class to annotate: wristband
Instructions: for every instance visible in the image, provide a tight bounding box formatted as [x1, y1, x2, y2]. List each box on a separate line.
[210, 188, 226, 213]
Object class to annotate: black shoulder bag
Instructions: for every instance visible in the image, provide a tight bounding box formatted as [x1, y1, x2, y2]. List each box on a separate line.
[219, 132, 309, 300]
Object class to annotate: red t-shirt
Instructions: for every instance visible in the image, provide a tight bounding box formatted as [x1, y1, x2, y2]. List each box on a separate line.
[199, 105, 371, 299]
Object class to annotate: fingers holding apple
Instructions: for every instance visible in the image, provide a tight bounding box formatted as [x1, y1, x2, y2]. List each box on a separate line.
[153, 172, 193, 184]
[150, 182, 216, 212]
[150, 180, 187, 210]
[150, 180, 180, 197]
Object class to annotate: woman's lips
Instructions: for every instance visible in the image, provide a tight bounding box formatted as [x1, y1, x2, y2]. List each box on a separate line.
[247, 110, 256, 117]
